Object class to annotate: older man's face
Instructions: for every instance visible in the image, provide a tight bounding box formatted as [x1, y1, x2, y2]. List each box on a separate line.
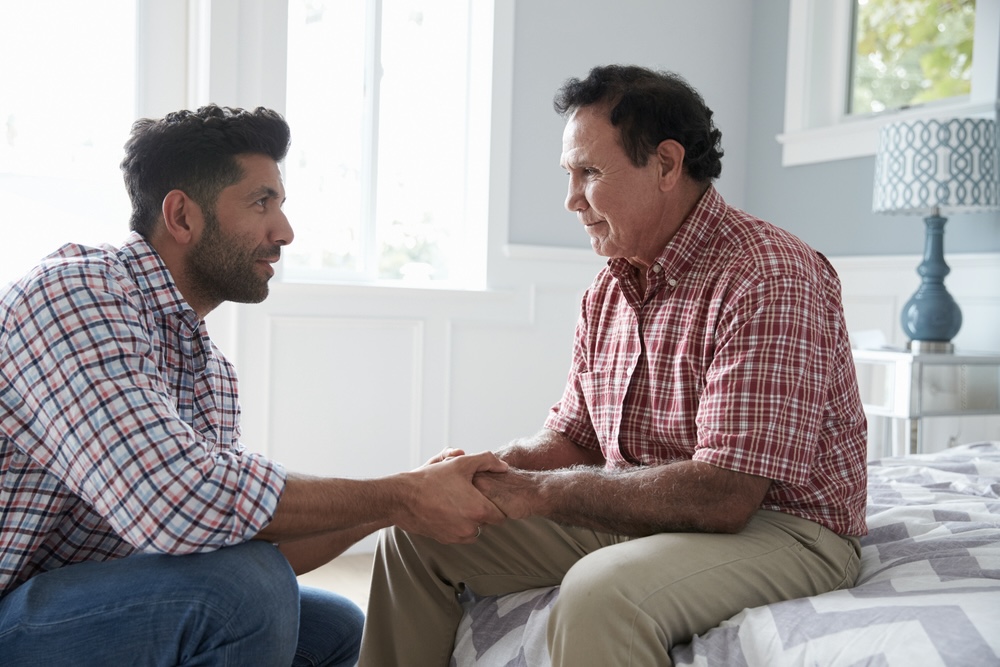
[560, 106, 671, 267]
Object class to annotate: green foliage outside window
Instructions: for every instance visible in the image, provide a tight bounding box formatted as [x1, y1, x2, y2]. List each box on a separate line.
[851, 0, 975, 115]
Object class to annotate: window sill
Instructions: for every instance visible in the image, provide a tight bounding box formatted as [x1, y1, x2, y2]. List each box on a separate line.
[777, 99, 998, 167]
[781, 0, 1000, 168]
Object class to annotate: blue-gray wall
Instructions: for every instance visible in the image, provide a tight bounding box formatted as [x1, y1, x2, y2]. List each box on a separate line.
[505, 0, 752, 250]
[505, 0, 1000, 257]
[744, 0, 1000, 257]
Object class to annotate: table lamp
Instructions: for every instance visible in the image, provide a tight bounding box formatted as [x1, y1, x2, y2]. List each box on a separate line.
[873, 117, 999, 353]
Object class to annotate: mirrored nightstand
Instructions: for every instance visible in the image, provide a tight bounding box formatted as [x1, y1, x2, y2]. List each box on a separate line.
[852, 348, 1000, 458]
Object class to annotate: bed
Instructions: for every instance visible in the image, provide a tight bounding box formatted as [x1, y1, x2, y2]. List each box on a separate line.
[451, 441, 1000, 666]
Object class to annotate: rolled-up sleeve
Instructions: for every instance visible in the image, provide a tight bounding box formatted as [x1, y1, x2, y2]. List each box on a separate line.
[1, 259, 284, 555]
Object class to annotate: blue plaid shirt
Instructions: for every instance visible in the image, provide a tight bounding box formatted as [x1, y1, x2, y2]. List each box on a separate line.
[0, 233, 285, 596]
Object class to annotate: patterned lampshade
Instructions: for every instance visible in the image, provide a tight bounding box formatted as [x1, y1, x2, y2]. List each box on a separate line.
[873, 118, 999, 215]
[872, 118, 999, 349]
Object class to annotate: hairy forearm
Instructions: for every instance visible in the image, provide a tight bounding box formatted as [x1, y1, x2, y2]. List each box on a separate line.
[479, 460, 771, 537]
[496, 428, 605, 470]
[544, 463, 735, 535]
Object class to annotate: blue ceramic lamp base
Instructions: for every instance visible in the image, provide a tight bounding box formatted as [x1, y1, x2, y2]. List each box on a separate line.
[900, 213, 962, 353]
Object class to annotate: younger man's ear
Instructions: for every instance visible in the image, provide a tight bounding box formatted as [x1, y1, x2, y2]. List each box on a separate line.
[160, 190, 203, 246]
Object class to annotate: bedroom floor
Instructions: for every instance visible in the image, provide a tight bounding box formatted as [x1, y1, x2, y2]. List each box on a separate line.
[297, 552, 374, 611]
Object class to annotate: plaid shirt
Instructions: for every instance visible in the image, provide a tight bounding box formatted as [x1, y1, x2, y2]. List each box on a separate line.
[545, 187, 868, 536]
[0, 233, 285, 596]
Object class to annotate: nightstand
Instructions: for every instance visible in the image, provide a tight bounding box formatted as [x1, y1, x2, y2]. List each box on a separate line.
[852, 348, 1000, 458]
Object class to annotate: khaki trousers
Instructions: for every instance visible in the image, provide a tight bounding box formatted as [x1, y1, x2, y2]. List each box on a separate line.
[358, 510, 861, 666]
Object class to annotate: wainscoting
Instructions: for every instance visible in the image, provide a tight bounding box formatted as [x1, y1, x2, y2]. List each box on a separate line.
[208, 250, 1000, 552]
[833, 253, 1000, 454]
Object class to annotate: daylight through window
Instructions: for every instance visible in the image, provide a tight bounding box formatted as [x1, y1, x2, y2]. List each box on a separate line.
[849, 0, 976, 115]
[282, 0, 492, 288]
[0, 1, 136, 286]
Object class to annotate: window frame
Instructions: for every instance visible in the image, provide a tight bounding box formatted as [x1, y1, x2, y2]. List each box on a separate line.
[161, 0, 512, 291]
[777, 0, 999, 167]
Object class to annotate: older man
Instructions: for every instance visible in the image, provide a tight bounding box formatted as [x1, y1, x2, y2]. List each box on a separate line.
[358, 65, 867, 666]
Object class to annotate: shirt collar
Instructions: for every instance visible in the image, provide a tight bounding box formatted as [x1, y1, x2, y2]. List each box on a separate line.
[608, 185, 726, 300]
[117, 232, 199, 327]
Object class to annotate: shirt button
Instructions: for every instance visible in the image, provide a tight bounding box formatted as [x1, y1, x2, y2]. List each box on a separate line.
[668, 278, 678, 287]
[652, 264, 662, 273]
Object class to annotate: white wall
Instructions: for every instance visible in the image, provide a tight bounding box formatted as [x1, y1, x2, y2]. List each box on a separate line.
[217, 247, 1000, 554]
[227, 250, 1000, 460]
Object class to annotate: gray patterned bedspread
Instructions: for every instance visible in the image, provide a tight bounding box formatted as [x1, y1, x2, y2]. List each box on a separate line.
[451, 442, 1000, 666]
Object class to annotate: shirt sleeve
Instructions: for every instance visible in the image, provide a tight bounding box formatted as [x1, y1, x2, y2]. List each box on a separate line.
[0, 261, 285, 554]
[691, 274, 830, 486]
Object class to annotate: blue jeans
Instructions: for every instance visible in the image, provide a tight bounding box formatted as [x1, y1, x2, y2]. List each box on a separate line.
[0, 541, 364, 666]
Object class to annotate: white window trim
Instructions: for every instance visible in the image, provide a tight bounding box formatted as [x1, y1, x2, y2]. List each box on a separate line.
[137, 0, 507, 290]
[777, 0, 1000, 167]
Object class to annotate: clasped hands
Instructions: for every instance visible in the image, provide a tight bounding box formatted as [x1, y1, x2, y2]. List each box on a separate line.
[399, 447, 538, 545]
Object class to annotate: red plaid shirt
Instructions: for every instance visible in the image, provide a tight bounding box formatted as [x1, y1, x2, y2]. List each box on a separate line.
[545, 187, 868, 536]
[0, 234, 285, 596]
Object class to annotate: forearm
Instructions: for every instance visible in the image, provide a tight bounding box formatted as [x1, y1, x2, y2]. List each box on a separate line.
[496, 428, 605, 470]
[479, 460, 771, 537]
[274, 523, 381, 575]
[255, 474, 402, 543]
[545, 463, 728, 534]
[256, 451, 509, 546]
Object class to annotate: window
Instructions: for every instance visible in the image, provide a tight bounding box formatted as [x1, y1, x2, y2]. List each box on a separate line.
[0, 1, 137, 286]
[778, 0, 998, 166]
[281, 0, 494, 288]
[0, 0, 503, 291]
[849, 0, 975, 115]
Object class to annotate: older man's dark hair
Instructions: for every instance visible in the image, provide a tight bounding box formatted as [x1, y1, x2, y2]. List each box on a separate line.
[554, 65, 724, 183]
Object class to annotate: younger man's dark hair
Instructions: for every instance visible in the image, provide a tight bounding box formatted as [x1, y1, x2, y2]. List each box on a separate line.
[121, 104, 291, 237]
